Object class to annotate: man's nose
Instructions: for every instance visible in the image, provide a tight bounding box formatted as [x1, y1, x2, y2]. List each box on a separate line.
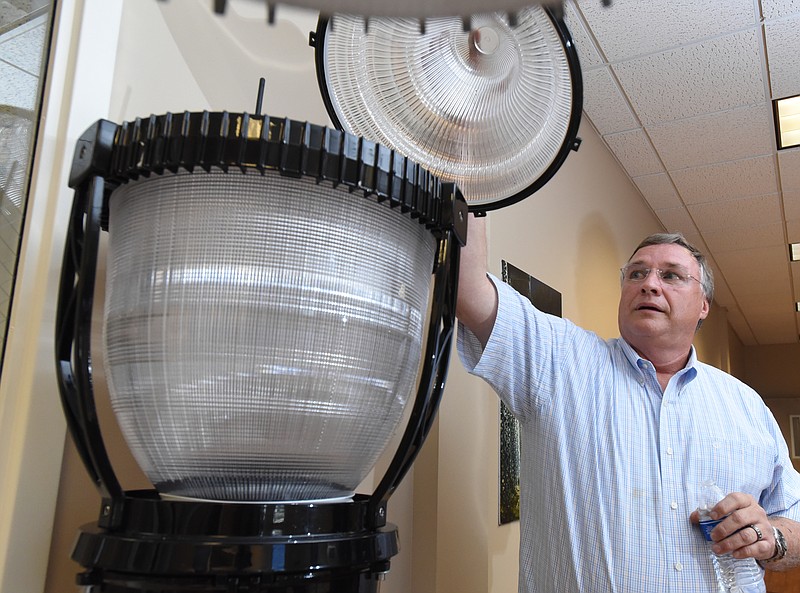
[640, 269, 663, 291]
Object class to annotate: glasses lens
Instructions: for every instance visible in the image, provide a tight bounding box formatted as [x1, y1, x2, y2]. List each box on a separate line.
[658, 267, 688, 285]
[623, 265, 648, 282]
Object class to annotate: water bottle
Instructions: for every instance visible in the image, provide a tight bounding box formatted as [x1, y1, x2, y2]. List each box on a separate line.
[697, 480, 765, 593]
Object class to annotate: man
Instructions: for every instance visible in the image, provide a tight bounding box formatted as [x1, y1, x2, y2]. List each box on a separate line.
[456, 215, 800, 592]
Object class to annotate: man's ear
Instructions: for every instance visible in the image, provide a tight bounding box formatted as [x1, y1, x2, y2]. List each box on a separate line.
[699, 298, 710, 321]
[695, 298, 710, 331]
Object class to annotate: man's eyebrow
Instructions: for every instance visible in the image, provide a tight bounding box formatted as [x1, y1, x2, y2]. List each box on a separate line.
[627, 258, 689, 268]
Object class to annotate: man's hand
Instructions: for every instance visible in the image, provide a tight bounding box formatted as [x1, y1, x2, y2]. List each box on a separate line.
[689, 492, 775, 561]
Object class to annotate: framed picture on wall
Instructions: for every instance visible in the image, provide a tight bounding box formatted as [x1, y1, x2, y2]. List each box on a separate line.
[791, 415, 800, 459]
[498, 260, 562, 525]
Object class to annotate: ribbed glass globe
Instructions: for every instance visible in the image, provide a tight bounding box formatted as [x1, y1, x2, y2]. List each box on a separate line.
[102, 169, 436, 502]
[319, 6, 575, 210]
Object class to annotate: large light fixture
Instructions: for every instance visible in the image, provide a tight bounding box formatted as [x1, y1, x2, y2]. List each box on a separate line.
[56, 110, 466, 592]
[310, 5, 583, 212]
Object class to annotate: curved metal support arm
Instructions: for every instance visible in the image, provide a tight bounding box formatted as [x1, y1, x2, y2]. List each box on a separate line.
[55, 173, 124, 528]
[368, 225, 462, 527]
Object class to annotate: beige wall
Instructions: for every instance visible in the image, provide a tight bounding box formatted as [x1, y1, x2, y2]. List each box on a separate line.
[744, 343, 800, 399]
[694, 302, 732, 372]
[744, 344, 800, 474]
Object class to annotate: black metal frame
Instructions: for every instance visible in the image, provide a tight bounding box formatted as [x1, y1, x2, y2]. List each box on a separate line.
[309, 5, 584, 214]
[54, 111, 467, 591]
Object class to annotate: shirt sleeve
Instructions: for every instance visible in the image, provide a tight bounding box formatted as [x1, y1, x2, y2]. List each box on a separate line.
[456, 273, 587, 419]
[762, 409, 800, 521]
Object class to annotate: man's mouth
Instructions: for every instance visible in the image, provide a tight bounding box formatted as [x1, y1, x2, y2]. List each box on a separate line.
[636, 304, 662, 312]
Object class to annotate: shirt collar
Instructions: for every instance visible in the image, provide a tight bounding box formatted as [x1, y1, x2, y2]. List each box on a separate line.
[618, 338, 699, 381]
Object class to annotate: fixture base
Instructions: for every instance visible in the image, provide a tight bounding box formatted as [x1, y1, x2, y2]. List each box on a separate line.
[72, 491, 398, 592]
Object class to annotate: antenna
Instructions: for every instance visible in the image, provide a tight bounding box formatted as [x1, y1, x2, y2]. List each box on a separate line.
[255, 77, 266, 115]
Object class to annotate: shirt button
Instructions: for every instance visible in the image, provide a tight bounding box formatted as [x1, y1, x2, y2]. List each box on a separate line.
[670, 501, 678, 510]
[674, 562, 683, 571]
[666, 447, 674, 455]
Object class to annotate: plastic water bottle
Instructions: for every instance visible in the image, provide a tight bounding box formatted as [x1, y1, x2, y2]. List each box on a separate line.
[697, 480, 765, 593]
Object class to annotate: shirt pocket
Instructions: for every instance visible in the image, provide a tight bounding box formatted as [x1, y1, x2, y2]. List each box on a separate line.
[706, 437, 775, 498]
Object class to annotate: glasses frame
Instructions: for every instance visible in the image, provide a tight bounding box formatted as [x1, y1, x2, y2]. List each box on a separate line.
[620, 265, 702, 288]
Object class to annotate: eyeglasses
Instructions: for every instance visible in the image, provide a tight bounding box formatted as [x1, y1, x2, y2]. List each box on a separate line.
[620, 264, 702, 287]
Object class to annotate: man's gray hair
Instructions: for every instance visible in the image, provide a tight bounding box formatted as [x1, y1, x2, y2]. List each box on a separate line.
[628, 232, 714, 304]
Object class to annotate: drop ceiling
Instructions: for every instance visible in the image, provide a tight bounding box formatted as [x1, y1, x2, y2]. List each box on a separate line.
[560, 0, 800, 346]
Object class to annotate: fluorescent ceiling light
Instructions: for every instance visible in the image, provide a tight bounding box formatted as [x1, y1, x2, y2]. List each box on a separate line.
[774, 95, 800, 150]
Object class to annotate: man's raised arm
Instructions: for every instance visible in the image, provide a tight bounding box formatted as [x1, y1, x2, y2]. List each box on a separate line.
[456, 214, 499, 349]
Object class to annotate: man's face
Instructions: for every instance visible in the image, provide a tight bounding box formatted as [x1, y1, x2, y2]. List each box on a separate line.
[618, 243, 709, 353]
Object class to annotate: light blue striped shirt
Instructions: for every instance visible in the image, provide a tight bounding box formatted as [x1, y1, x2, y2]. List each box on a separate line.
[458, 275, 800, 593]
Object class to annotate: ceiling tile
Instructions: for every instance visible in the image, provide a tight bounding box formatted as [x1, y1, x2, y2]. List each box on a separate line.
[751, 321, 798, 344]
[740, 308, 797, 343]
[713, 244, 789, 286]
[732, 275, 793, 299]
[653, 207, 698, 235]
[726, 307, 757, 345]
[563, 1, 604, 69]
[688, 194, 782, 232]
[611, 29, 764, 126]
[582, 67, 639, 134]
[709, 273, 735, 309]
[671, 156, 777, 204]
[681, 231, 711, 256]
[736, 288, 792, 310]
[791, 261, 800, 295]
[782, 190, 800, 220]
[632, 173, 682, 210]
[744, 308, 798, 344]
[779, 150, 800, 190]
[646, 104, 775, 170]
[702, 221, 785, 252]
[574, 0, 756, 62]
[786, 219, 800, 242]
[761, 0, 800, 20]
[764, 15, 800, 99]
[603, 129, 663, 177]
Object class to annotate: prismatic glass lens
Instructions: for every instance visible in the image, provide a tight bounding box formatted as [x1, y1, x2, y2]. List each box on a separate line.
[321, 6, 573, 209]
[103, 169, 436, 502]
